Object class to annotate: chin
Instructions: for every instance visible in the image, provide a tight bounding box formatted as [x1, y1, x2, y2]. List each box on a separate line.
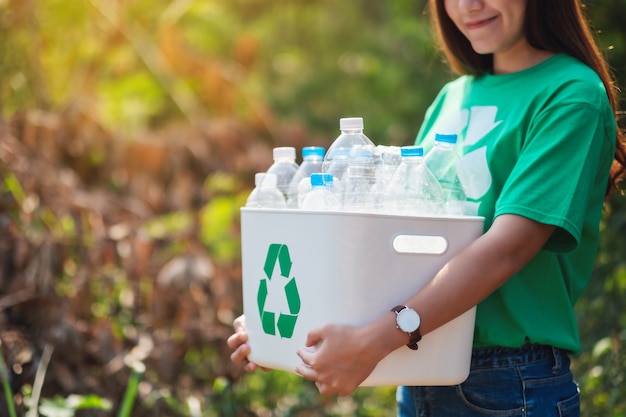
[470, 44, 495, 55]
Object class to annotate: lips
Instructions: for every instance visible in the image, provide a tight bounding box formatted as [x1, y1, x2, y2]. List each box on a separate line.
[465, 15, 498, 30]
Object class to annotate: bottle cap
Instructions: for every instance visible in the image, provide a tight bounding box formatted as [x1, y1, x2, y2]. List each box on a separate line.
[273, 147, 296, 160]
[254, 172, 266, 186]
[302, 146, 325, 159]
[434, 133, 458, 144]
[310, 173, 333, 187]
[310, 173, 324, 187]
[261, 173, 278, 187]
[400, 146, 424, 157]
[340, 117, 364, 131]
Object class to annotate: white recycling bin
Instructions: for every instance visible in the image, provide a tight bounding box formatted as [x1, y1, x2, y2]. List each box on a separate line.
[240, 208, 484, 386]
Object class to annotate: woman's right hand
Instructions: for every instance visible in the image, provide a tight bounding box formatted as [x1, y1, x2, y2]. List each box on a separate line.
[227, 314, 265, 372]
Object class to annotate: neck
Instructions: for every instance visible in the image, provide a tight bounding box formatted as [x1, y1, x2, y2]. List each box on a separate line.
[493, 44, 554, 75]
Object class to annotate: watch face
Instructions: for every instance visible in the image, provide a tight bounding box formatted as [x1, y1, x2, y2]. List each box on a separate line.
[397, 308, 421, 333]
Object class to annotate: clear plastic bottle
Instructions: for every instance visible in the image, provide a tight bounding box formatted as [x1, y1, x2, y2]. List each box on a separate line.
[301, 173, 341, 211]
[371, 145, 402, 212]
[385, 146, 444, 216]
[245, 173, 288, 209]
[296, 176, 312, 208]
[341, 145, 380, 213]
[266, 147, 299, 201]
[286, 146, 325, 208]
[322, 117, 375, 184]
[423, 133, 466, 215]
[245, 172, 265, 207]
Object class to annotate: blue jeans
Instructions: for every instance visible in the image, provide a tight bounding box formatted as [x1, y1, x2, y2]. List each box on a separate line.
[397, 344, 580, 417]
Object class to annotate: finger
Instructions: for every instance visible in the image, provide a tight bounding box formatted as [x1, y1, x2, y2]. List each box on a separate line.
[315, 381, 326, 394]
[295, 349, 317, 380]
[296, 346, 317, 369]
[233, 315, 246, 332]
[244, 360, 260, 372]
[295, 362, 317, 381]
[315, 381, 339, 396]
[230, 344, 251, 365]
[231, 346, 263, 372]
[304, 328, 323, 348]
[226, 330, 248, 350]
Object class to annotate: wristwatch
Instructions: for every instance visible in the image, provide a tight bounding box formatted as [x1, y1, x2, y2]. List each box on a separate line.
[391, 305, 422, 350]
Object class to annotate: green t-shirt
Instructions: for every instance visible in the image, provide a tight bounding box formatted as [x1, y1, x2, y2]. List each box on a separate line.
[416, 54, 616, 352]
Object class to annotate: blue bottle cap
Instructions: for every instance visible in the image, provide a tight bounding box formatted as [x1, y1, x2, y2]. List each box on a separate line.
[400, 146, 424, 157]
[310, 173, 333, 186]
[302, 146, 326, 158]
[310, 173, 324, 187]
[434, 133, 458, 144]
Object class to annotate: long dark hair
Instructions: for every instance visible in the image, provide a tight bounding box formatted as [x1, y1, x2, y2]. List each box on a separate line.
[428, 0, 626, 198]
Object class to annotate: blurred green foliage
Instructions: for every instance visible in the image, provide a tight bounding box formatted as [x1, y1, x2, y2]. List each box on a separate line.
[0, 0, 447, 144]
[218, 371, 397, 417]
[1, 0, 626, 416]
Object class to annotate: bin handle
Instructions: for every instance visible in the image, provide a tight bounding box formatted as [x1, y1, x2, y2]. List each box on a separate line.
[392, 234, 448, 255]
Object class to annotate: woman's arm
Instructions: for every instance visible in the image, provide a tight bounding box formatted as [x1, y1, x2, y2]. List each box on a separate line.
[295, 214, 556, 395]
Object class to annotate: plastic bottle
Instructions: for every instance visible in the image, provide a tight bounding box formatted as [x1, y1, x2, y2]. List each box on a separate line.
[341, 145, 380, 213]
[385, 146, 444, 216]
[296, 177, 312, 208]
[423, 133, 466, 215]
[301, 173, 341, 211]
[245, 172, 265, 207]
[322, 117, 375, 184]
[286, 146, 325, 208]
[245, 173, 288, 209]
[266, 147, 299, 201]
[371, 145, 402, 212]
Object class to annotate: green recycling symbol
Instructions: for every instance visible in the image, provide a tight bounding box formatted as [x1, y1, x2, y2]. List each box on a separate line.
[257, 243, 301, 338]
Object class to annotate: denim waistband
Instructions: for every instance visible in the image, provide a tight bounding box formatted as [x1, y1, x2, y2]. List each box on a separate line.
[471, 344, 569, 369]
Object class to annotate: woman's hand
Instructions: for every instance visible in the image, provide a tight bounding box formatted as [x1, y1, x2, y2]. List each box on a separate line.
[294, 322, 395, 396]
[227, 314, 266, 372]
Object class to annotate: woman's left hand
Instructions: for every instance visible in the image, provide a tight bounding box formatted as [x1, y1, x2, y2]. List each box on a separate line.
[294, 323, 384, 396]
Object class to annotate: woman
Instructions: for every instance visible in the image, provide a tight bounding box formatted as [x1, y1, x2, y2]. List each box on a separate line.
[229, 0, 626, 415]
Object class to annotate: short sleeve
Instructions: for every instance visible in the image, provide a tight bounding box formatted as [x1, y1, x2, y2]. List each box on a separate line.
[495, 96, 614, 252]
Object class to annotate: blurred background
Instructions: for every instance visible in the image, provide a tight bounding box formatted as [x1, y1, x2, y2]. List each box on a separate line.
[0, 0, 625, 416]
